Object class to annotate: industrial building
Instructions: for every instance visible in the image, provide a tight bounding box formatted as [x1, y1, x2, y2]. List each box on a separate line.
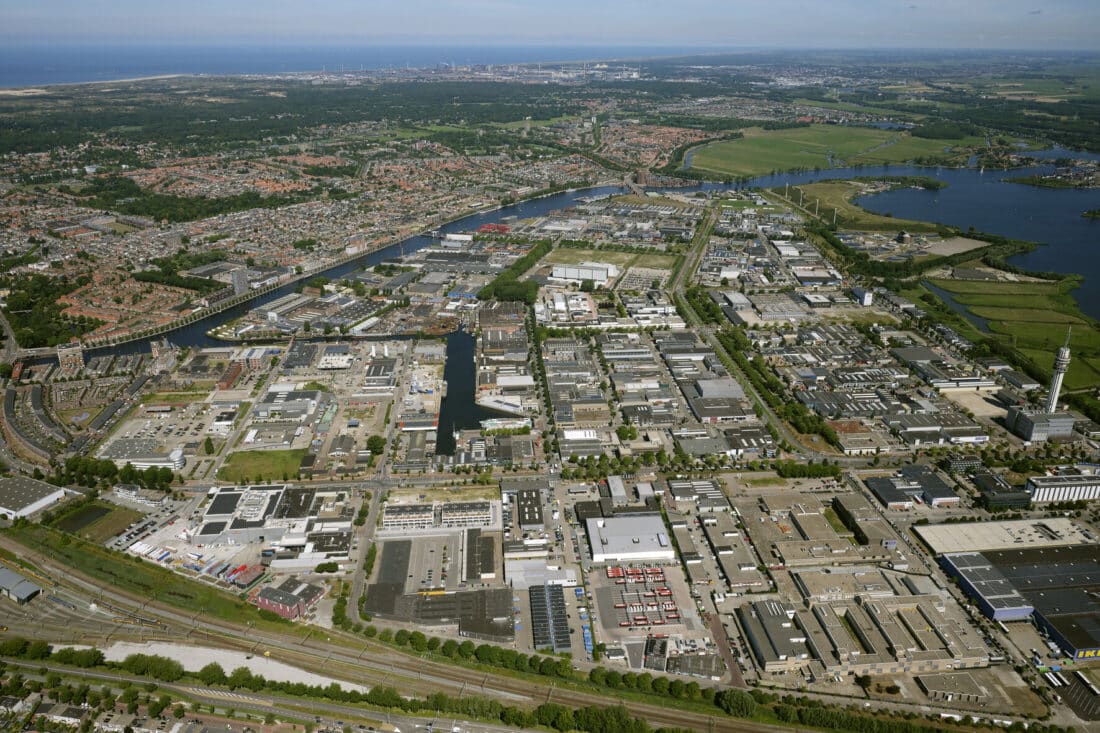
[529, 584, 571, 653]
[913, 517, 1090, 555]
[550, 262, 620, 287]
[1026, 473, 1100, 503]
[943, 546, 1100, 661]
[864, 466, 959, 510]
[0, 566, 41, 604]
[255, 577, 324, 620]
[585, 515, 675, 564]
[939, 553, 1035, 622]
[0, 476, 67, 519]
[1006, 407, 1077, 443]
[515, 489, 545, 531]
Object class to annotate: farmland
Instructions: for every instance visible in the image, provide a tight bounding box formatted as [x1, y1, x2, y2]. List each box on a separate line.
[926, 277, 1100, 390]
[687, 125, 984, 178]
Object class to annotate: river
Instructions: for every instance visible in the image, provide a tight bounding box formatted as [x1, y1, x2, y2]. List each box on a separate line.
[83, 155, 1099, 356]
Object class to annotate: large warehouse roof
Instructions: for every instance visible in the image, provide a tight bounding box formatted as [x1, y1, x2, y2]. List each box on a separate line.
[0, 476, 66, 518]
[585, 515, 675, 563]
[914, 518, 1089, 554]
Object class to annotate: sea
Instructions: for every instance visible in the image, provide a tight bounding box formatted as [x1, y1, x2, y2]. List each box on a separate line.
[0, 44, 708, 88]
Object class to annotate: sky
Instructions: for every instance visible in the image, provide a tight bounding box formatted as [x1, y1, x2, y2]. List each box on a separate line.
[2, 0, 1099, 50]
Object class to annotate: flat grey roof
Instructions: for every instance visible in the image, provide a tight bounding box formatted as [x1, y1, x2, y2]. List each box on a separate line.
[0, 476, 64, 512]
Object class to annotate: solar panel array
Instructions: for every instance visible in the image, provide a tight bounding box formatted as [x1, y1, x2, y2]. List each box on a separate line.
[529, 584, 571, 652]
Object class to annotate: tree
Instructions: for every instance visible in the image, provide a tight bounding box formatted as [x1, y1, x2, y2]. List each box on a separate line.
[580, 279, 595, 292]
[715, 689, 756, 718]
[203, 436, 215, 455]
[198, 662, 226, 686]
[172, 704, 185, 719]
[366, 435, 386, 455]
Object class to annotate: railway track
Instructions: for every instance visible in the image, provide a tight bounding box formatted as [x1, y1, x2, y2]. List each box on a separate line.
[1, 535, 801, 732]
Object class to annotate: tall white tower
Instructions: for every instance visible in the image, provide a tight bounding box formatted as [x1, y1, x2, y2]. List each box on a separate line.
[1045, 329, 1072, 414]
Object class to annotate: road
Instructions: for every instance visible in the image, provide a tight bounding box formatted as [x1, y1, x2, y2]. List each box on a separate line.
[668, 205, 806, 456]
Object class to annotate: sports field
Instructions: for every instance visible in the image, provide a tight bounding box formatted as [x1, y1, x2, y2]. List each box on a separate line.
[688, 125, 981, 178]
[928, 278, 1100, 390]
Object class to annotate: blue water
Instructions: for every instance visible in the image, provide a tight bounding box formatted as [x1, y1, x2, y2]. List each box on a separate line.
[0, 44, 709, 87]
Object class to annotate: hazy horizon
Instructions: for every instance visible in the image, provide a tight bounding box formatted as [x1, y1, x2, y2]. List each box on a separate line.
[4, 0, 1100, 51]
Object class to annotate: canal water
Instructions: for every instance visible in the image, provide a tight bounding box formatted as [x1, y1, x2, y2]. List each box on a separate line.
[922, 281, 992, 334]
[434, 327, 513, 455]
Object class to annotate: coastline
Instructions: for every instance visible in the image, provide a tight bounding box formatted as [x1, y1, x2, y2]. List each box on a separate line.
[0, 73, 187, 94]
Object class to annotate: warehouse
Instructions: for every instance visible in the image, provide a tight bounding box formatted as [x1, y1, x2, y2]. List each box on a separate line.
[1026, 473, 1100, 503]
[585, 515, 675, 564]
[939, 553, 1035, 622]
[943, 545, 1100, 661]
[529, 584, 571, 653]
[0, 476, 67, 519]
[0, 567, 41, 604]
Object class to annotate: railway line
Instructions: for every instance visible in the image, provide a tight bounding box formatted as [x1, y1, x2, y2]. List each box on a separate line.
[0, 534, 810, 732]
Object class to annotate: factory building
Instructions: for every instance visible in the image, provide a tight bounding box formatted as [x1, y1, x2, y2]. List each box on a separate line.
[1026, 473, 1100, 503]
[585, 515, 675, 564]
[0, 476, 67, 519]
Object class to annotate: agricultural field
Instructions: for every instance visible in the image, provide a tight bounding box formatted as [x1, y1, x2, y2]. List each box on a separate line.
[927, 278, 1100, 390]
[543, 247, 678, 271]
[778, 180, 940, 233]
[51, 501, 144, 543]
[687, 125, 982, 178]
[216, 448, 308, 483]
[686, 124, 990, 178]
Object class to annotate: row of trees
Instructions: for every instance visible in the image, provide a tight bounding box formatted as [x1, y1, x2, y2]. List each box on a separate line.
[6, 636, 1074, 733]
[714, 327, 840, 448]
[477, 240, 551, 304]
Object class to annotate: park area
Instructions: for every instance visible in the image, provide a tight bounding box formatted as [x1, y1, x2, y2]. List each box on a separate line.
[926, 277, 1100, 390]
[52, 501, 143, 543]
[688, 125, 983, 178]
[216, 448, 308, 483]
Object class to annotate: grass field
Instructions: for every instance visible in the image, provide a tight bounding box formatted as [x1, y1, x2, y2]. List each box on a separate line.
[927, 278, 1100, 390]
[543, 248, 678, 271]
[780, 180, 940, 233]
[52, 501, 143, 542]
[611, 194, 695, 209]
[141, 392, 206, 405]
[688, 125, 980, 178]
[217, 448, 308, 482]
